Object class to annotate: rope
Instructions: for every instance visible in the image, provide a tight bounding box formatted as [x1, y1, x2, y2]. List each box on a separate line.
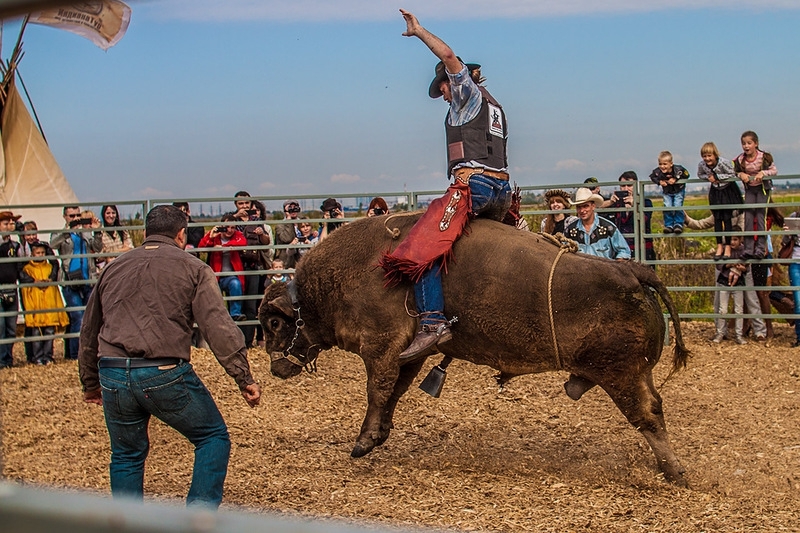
[538, 232, 578, 370]
[383, 212, 419, 240]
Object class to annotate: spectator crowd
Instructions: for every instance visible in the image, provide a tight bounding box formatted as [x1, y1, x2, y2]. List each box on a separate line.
[1, 133, 799, 369]
[0, 194, 385, 368]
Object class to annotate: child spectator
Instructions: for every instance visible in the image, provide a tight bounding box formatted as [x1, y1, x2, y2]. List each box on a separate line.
[19, 242, 68, 365]
[697, 142, 743, 261]
[269, 258, 291, 283]
[649, 151, 690, 234]
[733, 130, 777, 259]
[712, 230, 748, 345]
[295, 217, 319, 258]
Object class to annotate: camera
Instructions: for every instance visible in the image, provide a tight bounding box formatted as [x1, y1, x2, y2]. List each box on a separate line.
[372, 207, 385, 216]
[247, 209, 258, 216]
[286, 205, 301, 214]
[615, 190, 629, 199]
[69, 218, 92, 228]
[327, 208, 339, 217]
[214, 226, 228, 233]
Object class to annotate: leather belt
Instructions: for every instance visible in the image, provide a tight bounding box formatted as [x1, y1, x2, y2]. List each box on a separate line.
[99, 357, 183, 368]
[453, 167, 509, 183]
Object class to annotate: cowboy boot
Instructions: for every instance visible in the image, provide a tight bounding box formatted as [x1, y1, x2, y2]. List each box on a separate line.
[399, 318, 453, 363]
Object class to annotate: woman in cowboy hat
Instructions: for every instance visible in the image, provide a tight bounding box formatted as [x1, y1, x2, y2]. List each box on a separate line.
[540, 189, 573, 235]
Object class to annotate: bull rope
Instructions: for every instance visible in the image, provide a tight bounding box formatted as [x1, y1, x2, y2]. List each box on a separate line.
[538, 232, 578, 370]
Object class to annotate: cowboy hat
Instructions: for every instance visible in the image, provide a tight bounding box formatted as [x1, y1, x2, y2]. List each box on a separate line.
[569, 187, 604, 207]
[0, 211, 21, 222]
[544, 189, 571, 204]
[320, 198, 342, 212]
[429, 58, 481, 99]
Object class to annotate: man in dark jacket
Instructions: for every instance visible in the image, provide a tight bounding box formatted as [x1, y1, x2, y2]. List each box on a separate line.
[0, 210, 21, 368]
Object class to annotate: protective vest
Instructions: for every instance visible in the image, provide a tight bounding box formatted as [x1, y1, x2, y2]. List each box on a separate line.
[445, 87, 508, 175]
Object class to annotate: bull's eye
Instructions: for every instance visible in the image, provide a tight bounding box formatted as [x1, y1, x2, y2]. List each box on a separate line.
[270, 318, 280, 330]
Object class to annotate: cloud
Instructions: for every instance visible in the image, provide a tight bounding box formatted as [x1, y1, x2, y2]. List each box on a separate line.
[256, 181, 278, 191]
[330, 173, 362, 184]
[150, 0, 800, 22]
[555, 159, 587, 171]
[134, 186, 173, 198]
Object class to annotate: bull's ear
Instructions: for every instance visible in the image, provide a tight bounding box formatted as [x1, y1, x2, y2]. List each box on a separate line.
[268, 294, 295, 318]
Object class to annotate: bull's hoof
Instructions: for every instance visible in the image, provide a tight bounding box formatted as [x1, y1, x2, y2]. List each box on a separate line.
[662, 464, 689, 488]
[350, 441, 375, 458]
[564, 374, 596, 400]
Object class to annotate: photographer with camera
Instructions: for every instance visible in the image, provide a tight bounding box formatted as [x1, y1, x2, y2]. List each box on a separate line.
[608, 171, 656, 264]
[367, 197, 390, 217]
[198, 213, 247, 322]
[319, 197, 345, 243]
[50, 206, 104, 360]
[232, 192, 273, 346]
[275, 199, 302, 269]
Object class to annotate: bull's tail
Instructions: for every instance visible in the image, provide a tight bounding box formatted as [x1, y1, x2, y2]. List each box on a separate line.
[630, 264, 691, 381]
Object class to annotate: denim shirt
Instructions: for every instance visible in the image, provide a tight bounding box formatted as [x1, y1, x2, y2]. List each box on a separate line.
[565, 215, 631, 260]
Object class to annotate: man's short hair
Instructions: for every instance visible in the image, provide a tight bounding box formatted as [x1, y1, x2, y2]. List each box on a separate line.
[220, 212, 238, 223]
[63, 205, 79, 215]
[145, 205, 188, 239]
[172, 201, 189, 211]
[618, 171, 638, 181]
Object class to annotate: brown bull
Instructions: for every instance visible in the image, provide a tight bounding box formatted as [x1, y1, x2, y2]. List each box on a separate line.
[259, 213, 690, 485]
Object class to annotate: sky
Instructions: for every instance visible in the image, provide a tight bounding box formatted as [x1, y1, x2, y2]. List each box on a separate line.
[4, 0, 800, 209]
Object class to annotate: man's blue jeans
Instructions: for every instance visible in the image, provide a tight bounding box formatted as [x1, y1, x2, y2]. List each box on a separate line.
[662, 190, 686, 229]
[788, 262, 800, 343]
[415, 174, 510, 324]
[218, 275, 243, 317]
[62, 284, 93, 360]
[99, 360, 231, 508]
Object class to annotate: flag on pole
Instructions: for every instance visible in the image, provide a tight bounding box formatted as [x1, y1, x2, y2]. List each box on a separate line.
[28, 0, 131, 51]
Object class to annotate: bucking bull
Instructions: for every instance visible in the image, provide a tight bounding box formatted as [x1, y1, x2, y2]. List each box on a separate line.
[259, 213, 690, 485]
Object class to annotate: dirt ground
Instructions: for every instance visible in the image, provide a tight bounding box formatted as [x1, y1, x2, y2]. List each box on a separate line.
[1, 321, 799, 532]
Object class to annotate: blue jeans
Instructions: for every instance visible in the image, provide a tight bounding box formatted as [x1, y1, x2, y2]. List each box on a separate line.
[99, 360, 231, 508]
[62, 284, 93, 359]
[788, 263, 800, 343]
[0, 295, 18, 367]
[662, 190, 686, 228]
[415, 175, 511, 323]
[218, 275, 243, 316]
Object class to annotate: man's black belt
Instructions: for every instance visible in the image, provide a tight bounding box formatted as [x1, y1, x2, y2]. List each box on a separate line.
[99, 357, 183, 368]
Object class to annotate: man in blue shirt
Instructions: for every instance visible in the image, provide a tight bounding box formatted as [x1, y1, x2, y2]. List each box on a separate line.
[564, 188, 631, 260]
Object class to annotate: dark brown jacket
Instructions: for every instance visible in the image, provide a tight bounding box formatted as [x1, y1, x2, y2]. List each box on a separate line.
[78, 234, 255, 392]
